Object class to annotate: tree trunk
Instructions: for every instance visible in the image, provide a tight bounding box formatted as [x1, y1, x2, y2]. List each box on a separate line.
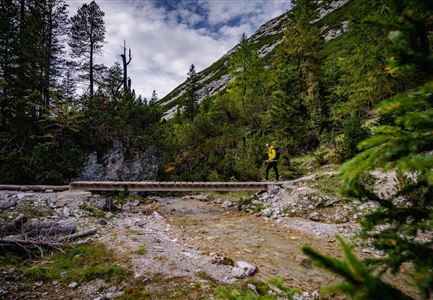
[90, 41, 94, 97]
[44, 1, 53, 107]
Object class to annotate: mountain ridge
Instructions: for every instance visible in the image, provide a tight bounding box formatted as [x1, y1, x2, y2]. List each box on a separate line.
[158, 0, 351, 119]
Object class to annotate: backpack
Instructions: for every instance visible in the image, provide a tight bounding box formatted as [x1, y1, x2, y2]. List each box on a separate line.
[274, 147, 280, 160]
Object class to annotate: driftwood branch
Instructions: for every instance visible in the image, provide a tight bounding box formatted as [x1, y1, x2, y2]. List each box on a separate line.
[0, 238, 63, 249]
[0, 214, 97, 254]
[58, 229, 97, 242]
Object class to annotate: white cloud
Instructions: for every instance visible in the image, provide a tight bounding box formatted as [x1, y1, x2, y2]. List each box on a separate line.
[66, 0, 291, 99]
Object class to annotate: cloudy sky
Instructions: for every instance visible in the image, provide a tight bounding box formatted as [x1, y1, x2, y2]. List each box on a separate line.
[67, 0, 291, 99]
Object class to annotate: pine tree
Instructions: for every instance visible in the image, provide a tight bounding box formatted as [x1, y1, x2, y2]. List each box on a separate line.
[100, 62, 122, 98]
[150, 90, 158, 104]
[69, 0, 105, 97]
[0, 0, 20, 125]
[41, 0, 69, 107]
[184, 64, 198, 120]
[59, 60, 77, 102]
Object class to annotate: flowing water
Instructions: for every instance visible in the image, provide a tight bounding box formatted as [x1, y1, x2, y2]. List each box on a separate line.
[155, 196, 341, 291]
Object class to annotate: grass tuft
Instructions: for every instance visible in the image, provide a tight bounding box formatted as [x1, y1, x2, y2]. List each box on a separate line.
[24, 243, 127, 283]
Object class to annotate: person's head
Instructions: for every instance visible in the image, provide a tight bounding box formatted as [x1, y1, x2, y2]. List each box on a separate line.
[266, 143, 272, 148]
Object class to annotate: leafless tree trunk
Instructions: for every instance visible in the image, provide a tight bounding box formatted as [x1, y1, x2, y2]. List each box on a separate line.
[120, 40, 132, 92]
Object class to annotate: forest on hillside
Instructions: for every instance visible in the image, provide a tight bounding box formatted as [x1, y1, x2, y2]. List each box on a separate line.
[1, 0, 433, 298]
[0, 0, 429, 185]
[0, 0, 162, 184]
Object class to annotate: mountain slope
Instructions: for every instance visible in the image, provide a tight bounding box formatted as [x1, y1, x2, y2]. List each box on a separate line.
[158, 0, 351, 119]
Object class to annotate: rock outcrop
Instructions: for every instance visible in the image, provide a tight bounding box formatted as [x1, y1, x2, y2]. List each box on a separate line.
[78, 141, 159, 181]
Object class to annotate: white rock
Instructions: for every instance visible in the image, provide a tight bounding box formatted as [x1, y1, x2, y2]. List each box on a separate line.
[105, 291, 125, 299]
[68, 281, 78, 289]
[267, 185, 280, 195]
[235, 261, 257, 276]
[16, 193, 28, 200]
[231, 267, 247, 279]
[309, 212, 321, 221]
[0, 199, 17, 209]
[34, 281, 43, 287]
[63, 206, 70, 218]
[247, 283, 258, 294]
[151, 211, 163, 220]
[222, 200, 232, 209]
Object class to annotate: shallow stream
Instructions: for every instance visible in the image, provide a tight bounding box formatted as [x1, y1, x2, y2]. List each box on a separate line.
[155, 196, 340, 291]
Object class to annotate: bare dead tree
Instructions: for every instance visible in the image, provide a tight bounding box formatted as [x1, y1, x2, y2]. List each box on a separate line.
[120, 40, 132, 92]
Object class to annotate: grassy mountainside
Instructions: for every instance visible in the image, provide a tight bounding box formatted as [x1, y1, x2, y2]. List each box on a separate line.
[157, 0, 421, 182]
[158, 0, 351, 118]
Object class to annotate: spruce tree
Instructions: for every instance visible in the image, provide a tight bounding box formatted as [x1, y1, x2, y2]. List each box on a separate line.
[150, 90, 158, 104]
[279, 0, 324, 137]
[0, 0, 20, 125]
[41, 0, 69, 107]
[230, 32, 266, 130]
[59, 61, 77, 102]
[100, 62, 122, 98]
[185, 64, 198, 120]
[69, 0, 105, 97]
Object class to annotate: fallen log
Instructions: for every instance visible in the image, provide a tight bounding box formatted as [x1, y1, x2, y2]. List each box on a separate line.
[58, 229, 97, 242]
[0, 238, 63, 249]
[0, 214, 27, 237]
[23, 219, 76, 236]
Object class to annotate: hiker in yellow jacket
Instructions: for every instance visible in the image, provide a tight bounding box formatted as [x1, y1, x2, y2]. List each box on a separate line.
[265, 144, 279, 181]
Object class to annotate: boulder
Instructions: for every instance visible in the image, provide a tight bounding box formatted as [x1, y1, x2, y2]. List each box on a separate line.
[56, 191, 92, 208]
[0, 198, 17, 209]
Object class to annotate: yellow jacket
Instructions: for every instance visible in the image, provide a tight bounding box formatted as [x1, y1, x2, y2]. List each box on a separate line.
[267, 146, 277, 161]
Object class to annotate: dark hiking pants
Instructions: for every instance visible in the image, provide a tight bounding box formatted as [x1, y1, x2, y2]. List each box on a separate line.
[265, 161, 279, 181]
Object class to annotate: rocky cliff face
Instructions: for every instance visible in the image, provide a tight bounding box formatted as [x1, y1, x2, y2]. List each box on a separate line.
[77, 141, 159, 181]
[158, 0, 353, 119]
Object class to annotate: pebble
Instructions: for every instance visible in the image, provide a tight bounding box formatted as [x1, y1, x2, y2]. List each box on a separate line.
[222, 200, 232, 208]
[68, 282, 78, 289]
[97, 219, 108, 225]
[104, 291, 125, 299]
[34, 281, 43, 287]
